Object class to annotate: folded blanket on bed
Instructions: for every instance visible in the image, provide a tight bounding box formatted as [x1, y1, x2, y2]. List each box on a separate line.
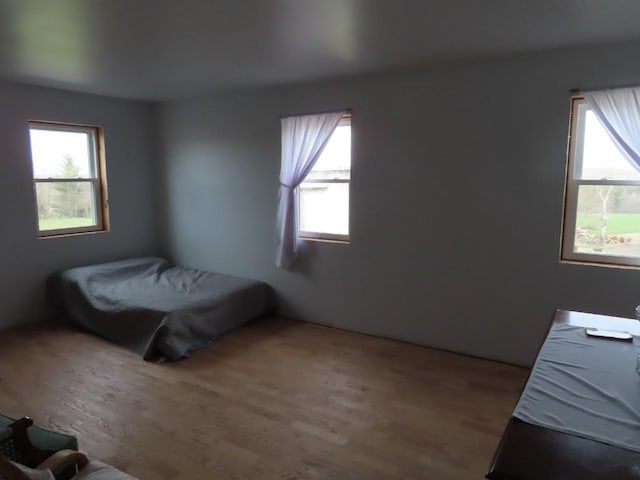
[47, 257, 275, 360]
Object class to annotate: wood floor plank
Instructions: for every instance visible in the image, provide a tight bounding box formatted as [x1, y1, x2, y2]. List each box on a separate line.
[0, 318, 527, 479]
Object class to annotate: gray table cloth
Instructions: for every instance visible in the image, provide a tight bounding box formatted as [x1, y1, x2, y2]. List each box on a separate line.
[514, 323, 640, 452]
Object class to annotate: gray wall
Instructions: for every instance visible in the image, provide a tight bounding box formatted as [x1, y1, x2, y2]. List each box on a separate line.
[0, 81, 159, 328]
[158, 40, 640, 366]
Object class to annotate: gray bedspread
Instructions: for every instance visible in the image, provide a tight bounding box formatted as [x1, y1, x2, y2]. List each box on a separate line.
[47, 257, 275, 360]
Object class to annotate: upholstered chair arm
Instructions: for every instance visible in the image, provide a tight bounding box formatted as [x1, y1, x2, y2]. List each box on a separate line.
[37, 450, 89, 472]
[8, 418, 55, 467]
[36, 450, 88, 480]
[0, 455, 32, 480]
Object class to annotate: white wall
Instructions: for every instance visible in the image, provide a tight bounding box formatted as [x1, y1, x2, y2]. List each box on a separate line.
[0, 80, 159, 328]
[158, 40, 640, 366]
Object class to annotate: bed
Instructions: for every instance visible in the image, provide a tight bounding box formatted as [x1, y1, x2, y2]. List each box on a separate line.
[46, 257, 276, 361]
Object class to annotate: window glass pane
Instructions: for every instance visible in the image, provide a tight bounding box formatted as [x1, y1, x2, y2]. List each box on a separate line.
[36, 181, 97, 231]
[30, 128, 95, 179]
[573, 185, 640, 257]
[299, 183, 349, 235]
[305, 124, 351, 180]
[577, 109, 640, 180]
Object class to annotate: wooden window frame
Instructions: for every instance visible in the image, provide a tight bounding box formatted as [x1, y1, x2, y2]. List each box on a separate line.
[298, 114, 351, 244]
[561, 96, 640, 268]
[29, 121, 109, 238]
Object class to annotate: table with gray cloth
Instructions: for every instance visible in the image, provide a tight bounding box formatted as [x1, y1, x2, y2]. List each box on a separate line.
[513, 322, 640, 453]
[47, 257, 276, 360]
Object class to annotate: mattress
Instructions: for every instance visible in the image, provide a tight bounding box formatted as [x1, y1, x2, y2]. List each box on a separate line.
[47, 256, 275, 360]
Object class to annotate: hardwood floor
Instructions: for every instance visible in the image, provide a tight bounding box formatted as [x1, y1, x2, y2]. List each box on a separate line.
[0, 318, 528, 479]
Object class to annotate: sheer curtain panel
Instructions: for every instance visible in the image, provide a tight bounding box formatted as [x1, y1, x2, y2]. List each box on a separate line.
[276, 111, 344, 268]
[584, 86, 640, 171]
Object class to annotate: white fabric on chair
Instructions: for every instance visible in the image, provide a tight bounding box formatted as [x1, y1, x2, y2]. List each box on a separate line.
[275, 111, 344, 268]
[5, 460, 138, 480]
[72, 461, 137, 480]
[9, 462, 54, 480]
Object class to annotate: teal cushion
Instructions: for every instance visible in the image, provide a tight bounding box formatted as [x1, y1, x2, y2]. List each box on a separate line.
[0, 414, 12, 429]
[0, 426, 12, 442]
[0, 414, 78, 451]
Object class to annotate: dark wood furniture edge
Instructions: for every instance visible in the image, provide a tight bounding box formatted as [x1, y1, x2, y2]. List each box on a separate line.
[486, 417, 520, 480]
[485, 309, 560, 478]
[486, 417, 640, 480]
[486, 310, 640, 480]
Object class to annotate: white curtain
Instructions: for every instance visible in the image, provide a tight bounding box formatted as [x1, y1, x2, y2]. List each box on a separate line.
[275, 111, 344, 268]
[584, 86, 640, 172]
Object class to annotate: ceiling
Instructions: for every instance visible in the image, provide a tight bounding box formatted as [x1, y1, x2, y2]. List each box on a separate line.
[1, 0, 640, 101]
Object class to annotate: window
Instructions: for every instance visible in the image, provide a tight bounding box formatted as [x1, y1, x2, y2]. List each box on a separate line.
[28, 122, 108, 237]
[298, 115, 351, 242]
[562, 96, 640, 267]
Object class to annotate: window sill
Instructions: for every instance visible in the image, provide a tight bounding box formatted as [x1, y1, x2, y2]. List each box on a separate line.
[299, 235, 350, 245]
[560, 257, 640, 270]
[38, 228, 109, 239]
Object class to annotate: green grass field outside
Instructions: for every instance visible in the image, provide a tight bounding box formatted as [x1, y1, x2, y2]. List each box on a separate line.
[577, 213, 640, 235]
[39, 217, 94, 231]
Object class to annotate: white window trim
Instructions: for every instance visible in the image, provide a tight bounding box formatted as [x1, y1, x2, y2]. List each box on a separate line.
[29, 121, 109, 238]
[561, 96, 640, 268]
[297, 114, 351, 244]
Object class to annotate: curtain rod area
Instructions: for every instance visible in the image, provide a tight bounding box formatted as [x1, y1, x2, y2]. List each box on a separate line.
[570, 82, 640, 94]
[280, 108, 351, 119]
